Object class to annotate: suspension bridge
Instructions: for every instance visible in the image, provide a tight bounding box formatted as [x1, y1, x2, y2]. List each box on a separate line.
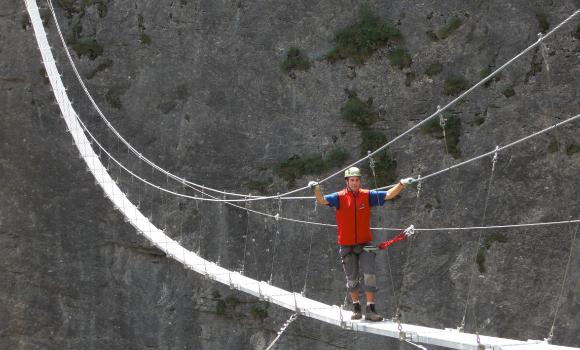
[24, 0, 580, 348]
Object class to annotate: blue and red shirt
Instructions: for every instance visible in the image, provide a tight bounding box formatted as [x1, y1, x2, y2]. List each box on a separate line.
[324, 189, 388, 246]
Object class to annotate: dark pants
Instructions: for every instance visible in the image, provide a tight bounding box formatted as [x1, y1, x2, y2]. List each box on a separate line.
[340, 244, 377, 293]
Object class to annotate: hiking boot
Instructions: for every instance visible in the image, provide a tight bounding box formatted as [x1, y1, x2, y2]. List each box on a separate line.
[351, 302, 362, 320]
[364, 304, 384, 322]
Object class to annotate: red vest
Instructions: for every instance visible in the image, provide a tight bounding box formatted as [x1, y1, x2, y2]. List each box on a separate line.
[335, 188, 372, 246]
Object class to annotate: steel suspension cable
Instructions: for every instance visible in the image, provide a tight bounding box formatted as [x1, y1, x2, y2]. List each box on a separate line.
[67, 99, 580, 235]
[46, 0, 580, 201]
[392, 176, 422, 334]
[547, 221, 580, 342]
[376, 112, 580, 190]
[459, 147, 499, 331]
[315, 9, 580, 187]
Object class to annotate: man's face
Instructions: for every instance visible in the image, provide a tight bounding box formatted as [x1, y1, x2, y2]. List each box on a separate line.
[345, 176, 361, 192]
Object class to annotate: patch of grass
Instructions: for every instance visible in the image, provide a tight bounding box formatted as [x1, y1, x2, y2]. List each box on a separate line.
[360, 129, 387, 156]
[473, 117, 485, 126]
[325, 7, 401, 65]
[420, 115, 462, 158]
[574, 24, 580, 40]
[502, 87, 515, 98]
[477, 232, 508, 273]
[340, 95, 379, 128]
[443, 75, 468, 96]
[425, 62, 443, 77]
[251, 306, 268, 320]
[86, 58, 113, 79]
[359, 130, 397, 184]
[274, 149, 349, 186]
[437, 17, 462, 40]
[215, 299, 227, 315]
[38, 68, 49, 85]
[280, 47, 310, 76]
[69, 37, 103, 59]
[225, 296, 241, 307]
[58, 0, 108, 18]
[480, 67, 501, 87]
[140, 33, 152, 45]
[483, 232, 508, 249]
[388, 47, 412, 70]
[21, 15, 31, 30]
[476, 247, 486, 273]
[404, 72, 415, 87]
[536, 12, 549, 33]
[548, 138, 559, 153]
[566, 144, 580, 156]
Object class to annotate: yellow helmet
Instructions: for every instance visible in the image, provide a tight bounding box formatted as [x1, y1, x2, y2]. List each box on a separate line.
[344, 167, 361, 178]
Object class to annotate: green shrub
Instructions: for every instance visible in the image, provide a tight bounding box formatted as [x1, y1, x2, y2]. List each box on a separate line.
[280, 47, 310, 75]
[477, 232, 508, 273]
[251, 306, 268, 320]
[437, 17, 462, 39]
[388, 47, 412, 69]
[420, 115, 462, 158]
[371, 153, 397, 185]
[536, 12, 549, 33]
[69, 37, 103, 59]
[225, 296, 241, 307]
[480, 67, 501, 87]
[38, 68, 49, 85]
[360, 129, 387, 156]
[274, 149, 349, 186]
[476, 247, 486, 273]
[483, 232, 508, 249]
[326, 7, 401, 64]
[340, 95, 379, 128]
[443, 75, 468, 96]
[425, 62, 443, 77]
[215, 299, 227, 315]
[566, 144, 580, 156]
[140, 33, 152, 45]
[502, 87, 515, 98]
[548, 138, 559, 153]
[473, 117, 485, 126]
[404, 72, 416, 87]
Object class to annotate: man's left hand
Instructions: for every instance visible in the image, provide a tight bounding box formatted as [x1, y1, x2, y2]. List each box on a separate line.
[400, 177, 415, 187]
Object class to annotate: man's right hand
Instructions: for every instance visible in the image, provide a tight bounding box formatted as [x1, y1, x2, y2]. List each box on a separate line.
[400, 177, 415, 187]
[308, 181, 319, 189]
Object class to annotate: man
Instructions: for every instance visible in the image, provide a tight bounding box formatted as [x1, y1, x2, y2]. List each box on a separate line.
[308, 167, 414, 321]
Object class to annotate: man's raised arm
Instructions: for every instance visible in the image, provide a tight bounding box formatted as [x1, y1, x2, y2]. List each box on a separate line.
[385, 177, 415, 200]
[308, 181, 329, 205]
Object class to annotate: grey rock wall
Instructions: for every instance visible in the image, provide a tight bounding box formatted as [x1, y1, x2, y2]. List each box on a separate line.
[1, 0, 580, 349]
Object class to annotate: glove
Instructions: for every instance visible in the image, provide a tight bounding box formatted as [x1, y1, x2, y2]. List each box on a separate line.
[400, 177, 415, 186]
[404, 225, 415, 238]
[308, 181, 319, 189]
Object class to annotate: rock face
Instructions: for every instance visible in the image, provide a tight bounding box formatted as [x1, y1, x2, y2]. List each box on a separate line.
[2, 0, 580, 349]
